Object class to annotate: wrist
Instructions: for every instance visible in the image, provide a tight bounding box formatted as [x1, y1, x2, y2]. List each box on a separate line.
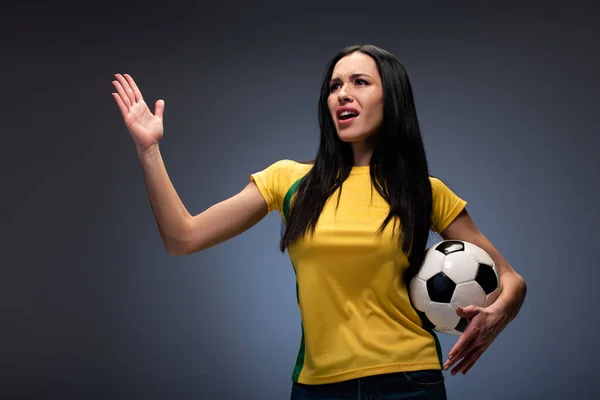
[136, 143, 160, 159]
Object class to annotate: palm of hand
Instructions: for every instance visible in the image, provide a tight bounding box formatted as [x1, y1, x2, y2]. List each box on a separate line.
[126, 101, 163, 147]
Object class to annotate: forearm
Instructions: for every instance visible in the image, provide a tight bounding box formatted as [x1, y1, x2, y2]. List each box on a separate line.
[490, 268, 527, 323]
[137, 144, 191, 252]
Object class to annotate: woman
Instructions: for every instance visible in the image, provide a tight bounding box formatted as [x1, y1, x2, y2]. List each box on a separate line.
[112, 44, 526, 399]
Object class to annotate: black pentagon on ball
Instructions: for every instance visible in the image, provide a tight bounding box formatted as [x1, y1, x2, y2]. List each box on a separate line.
[435, 240, 465, 255]
[455, 317, 469, 332]
[426, 272, 456, 303]
[415, 309, 435, 330]
[475, 263, 499, 294]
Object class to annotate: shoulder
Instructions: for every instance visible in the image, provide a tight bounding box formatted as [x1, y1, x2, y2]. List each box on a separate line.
[251, 159, 312, 193]
[428, 176, 457, 193]
[258, 159, 312, 181]
[428, 176, 445, 193]
[428, 175, 467, 232]
[429, 175, 467, 204]
[250, 159, 312, 214]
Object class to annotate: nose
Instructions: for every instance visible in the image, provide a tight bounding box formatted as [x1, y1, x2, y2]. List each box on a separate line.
[337, 84, 353, 103]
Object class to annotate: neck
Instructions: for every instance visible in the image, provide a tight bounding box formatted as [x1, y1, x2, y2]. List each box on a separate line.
[351, 140, 374, 166]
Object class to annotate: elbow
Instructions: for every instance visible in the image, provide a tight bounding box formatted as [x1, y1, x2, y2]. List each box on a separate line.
[509, 271, 528, 302]
[165, 236, 196, 256]
[166, 243, 190, 256]
[163, 227, 194, 256]
[513, 269, 527, 293]
[519, 275, 528, 299]
[499, 268, 527, 307]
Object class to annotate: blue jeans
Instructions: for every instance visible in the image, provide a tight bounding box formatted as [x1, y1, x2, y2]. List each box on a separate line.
[290, 370, 447, 400]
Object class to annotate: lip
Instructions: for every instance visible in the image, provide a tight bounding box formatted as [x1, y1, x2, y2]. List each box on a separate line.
[338, 115, 358, 126]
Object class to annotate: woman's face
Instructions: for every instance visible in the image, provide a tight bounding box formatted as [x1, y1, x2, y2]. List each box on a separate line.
[327, 52, 384, 144]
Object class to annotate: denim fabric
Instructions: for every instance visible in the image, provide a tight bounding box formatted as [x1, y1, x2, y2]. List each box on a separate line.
[291, 370, 446, 400]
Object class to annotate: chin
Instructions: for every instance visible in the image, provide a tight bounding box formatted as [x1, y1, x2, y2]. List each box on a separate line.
[336, 129, 374, 144]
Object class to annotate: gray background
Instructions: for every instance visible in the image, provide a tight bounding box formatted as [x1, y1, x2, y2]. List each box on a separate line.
[2, 1, 599, 399]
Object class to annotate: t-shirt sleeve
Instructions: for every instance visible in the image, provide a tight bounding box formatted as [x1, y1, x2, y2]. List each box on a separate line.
[430, 177, 467, 233]
[250, 159, 296, 214]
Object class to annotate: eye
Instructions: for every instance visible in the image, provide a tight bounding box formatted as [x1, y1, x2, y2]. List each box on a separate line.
[329, 82, 341, 92]
[355, 78, 368, 86]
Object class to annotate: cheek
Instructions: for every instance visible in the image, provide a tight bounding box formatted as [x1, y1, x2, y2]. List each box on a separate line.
[365, 99, 384, 125]
[373, 98, 384, 123]
[327, 98, 336, 120]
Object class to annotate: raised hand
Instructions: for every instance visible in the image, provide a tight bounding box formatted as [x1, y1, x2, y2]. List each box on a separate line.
[112, 74, 165, 153]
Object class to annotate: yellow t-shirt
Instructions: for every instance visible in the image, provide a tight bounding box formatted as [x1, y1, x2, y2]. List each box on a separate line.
[250, 159, 467, 385]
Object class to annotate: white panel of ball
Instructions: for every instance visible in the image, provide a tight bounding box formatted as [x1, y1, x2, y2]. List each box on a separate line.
[451, 281, 486, 308]
[463, 241, 494, 266]
[409, 277, 430, 312]
[426, 302, 460, 333]
[416, 247, 445, 280]
[441, 252, 479, 284]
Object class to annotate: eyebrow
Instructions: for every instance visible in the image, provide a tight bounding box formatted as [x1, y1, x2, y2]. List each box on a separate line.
[330, 73, 372, 83]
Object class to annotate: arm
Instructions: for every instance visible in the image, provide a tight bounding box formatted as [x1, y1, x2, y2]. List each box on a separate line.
[440, 208, 527, 375]
[139, 145, 268, 256]
[112, 73, 268, 256]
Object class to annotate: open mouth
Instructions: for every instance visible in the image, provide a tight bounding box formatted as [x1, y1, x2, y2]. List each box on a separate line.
[338, 111, 359, 121]
[337, 108, 360, 125]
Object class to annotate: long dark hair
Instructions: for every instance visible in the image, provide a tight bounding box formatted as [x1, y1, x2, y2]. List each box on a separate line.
[280, 44, 433, 284]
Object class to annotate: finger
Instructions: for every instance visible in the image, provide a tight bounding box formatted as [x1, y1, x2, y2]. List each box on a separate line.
[154, 99, 165, 119]
[112, 80, 131, 109]
[447, 306, 485, 365]
[450, 345, 481, 376]
[463, 343, 491, 375]
[123, 73, 144, 102]
[112, 92, 129, 120]
[461, 347, 486, 375]
[457, 305, 480, 321]
[446, 330, 475, 368]
[114, 74, 136, 106]
[455, 344, 486, 375]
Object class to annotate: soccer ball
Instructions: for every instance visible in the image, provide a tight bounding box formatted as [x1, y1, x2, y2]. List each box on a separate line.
[409, 240, 501, 335]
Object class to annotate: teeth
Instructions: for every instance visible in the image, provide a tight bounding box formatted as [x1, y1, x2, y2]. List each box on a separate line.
[340, 111, 356, 117]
